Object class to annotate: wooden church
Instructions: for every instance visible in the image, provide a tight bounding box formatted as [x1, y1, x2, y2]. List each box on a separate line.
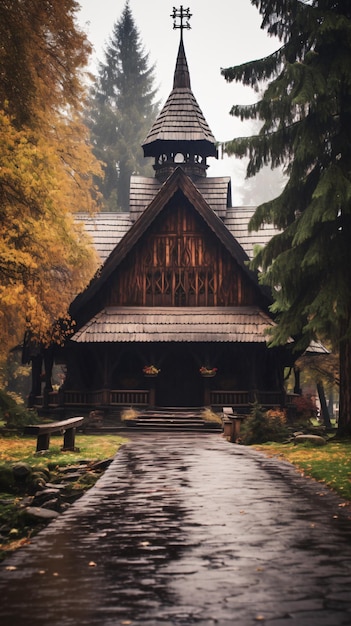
[28, 14, 296, 419]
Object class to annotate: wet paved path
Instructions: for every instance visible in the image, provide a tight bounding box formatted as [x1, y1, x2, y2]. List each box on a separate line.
[1, 433, 351, 625]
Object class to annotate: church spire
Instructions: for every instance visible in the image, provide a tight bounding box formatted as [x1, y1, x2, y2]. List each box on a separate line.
[170, 5, 192, 34]
[142, 6, 217, 182]
[171, 5, 192, 89]
[173, 35, 191, 89]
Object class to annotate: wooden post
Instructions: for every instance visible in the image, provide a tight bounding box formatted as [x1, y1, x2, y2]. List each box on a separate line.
[43, 348, 54, 392]
[222, 408, 246, 443]
[102, 388, 110, 405]
[202, 375, 215, 406]
[222, 418, 233, 440]
[36, 433, 50, 452]
[28, 354, 43, 407]
[204, 383, 211, 406]
[231, 416, 244, 442]
[62, 427, 77, 451]
[149, 384, 156, 407]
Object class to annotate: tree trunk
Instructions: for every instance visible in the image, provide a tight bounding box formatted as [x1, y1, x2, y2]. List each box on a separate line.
[328, 389, 334, 419]
[317, 381, 332, 429]
[338, 336, 351, 435]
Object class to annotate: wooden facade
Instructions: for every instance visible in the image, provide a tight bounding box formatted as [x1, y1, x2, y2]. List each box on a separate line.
[110, 199, 257, 308]
[27, 28, 295, 418]
[29, 170, 291, 416]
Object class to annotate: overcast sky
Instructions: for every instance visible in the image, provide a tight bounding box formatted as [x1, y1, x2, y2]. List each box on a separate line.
[77, 0, 282, 204]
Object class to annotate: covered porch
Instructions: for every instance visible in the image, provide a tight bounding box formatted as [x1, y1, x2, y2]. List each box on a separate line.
[31, 307, 295, 418]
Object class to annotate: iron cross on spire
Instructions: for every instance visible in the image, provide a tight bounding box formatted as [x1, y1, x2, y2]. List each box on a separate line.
[171, 6, 192, 33]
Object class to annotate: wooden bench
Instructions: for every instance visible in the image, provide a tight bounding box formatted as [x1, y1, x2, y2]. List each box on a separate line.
[222, 407, 246, 442]
[24, 417, 84, 453]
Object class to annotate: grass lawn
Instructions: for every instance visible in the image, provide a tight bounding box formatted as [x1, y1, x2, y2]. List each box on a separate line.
[0, 433, 128, 467]
[0, 433, 128, 561]
[254, 440, 351, 501]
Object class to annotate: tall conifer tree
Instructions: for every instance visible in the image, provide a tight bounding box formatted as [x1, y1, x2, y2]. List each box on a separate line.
[86, 1, 158, 212]
[222, 0, 351, 433]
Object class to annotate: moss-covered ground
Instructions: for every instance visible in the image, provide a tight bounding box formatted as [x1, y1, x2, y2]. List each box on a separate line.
[0, 433, 127, 561]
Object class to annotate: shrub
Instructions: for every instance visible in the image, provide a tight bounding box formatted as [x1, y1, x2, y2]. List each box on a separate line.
[201, 408, 222, 424]
[292, 394, 318, 425]
[241, 402, 289, 445]
[266, 407, 287, 430]
[0, 389, 39, 428]
[0, 464, 17, 492]
[121, 407, 140, 421]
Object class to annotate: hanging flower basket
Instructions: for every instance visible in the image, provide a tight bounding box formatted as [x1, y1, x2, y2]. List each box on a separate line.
[143, 365, 160, 377]
[199, 366, 217, 378]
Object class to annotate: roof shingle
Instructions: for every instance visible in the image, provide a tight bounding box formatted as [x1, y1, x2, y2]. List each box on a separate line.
[72, 306, 275, 343]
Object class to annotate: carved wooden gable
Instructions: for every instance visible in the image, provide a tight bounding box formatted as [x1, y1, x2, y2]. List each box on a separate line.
[108, 192, 258, 308]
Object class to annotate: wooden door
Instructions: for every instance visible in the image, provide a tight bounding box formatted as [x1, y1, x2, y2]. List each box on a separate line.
[155, 349, 202, 407]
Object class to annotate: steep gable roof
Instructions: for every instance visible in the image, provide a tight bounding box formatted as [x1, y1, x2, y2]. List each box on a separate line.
[78, 201, 278, 264]
[70, 167, 269, 319]
[76, 212, 132, 262]
[129, 174, 231, 221]
[224, 207, 279, 259]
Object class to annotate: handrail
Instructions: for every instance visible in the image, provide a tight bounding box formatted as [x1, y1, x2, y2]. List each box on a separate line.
[34, 388, 290, 410]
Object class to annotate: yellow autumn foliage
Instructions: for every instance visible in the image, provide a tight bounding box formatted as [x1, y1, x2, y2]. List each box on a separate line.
[0, 1, 103, 358]
[0, 109, 100, 354]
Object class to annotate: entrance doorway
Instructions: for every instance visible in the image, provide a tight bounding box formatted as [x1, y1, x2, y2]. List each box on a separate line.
[155, 349, 202, 407]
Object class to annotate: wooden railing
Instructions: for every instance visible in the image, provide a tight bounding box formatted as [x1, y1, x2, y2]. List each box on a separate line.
[210, 390, 287, 410]
[47, 391, 59, 406]
[210, 390, 250, 407]
[34, 389, 149, 409]
[110, 390, 149, 406]
[63, 390, 105, 406]
[34, 388, 293, 411]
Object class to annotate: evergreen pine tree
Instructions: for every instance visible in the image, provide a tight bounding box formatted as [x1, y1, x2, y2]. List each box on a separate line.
[222, 1, 351, 434]
[86, 1, 158, 212]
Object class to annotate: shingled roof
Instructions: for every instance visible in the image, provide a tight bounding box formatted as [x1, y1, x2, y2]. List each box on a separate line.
[129, 174, 232, 221]
[224, 207, 279, 259]
[78, 202, 277, 265]
[142, 37, 217, 158]
[72, 306, 275, 344]
[76, 213, 132, 262]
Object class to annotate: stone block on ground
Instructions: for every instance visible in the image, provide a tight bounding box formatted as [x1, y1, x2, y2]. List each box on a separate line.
[23, 507, 60, 521]
[294, 434, 326, 446]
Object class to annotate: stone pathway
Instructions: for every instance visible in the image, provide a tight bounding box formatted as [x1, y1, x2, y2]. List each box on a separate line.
[1, 433, 351, 625]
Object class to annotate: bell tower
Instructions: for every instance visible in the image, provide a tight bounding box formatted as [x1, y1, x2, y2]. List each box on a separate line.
[142, 6, 218, 182]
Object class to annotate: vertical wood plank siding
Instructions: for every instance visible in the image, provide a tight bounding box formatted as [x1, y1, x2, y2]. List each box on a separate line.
[110, 200, 256, 307]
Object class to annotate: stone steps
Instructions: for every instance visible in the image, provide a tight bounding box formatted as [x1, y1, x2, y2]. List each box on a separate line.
[124, 408, 222, 432]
